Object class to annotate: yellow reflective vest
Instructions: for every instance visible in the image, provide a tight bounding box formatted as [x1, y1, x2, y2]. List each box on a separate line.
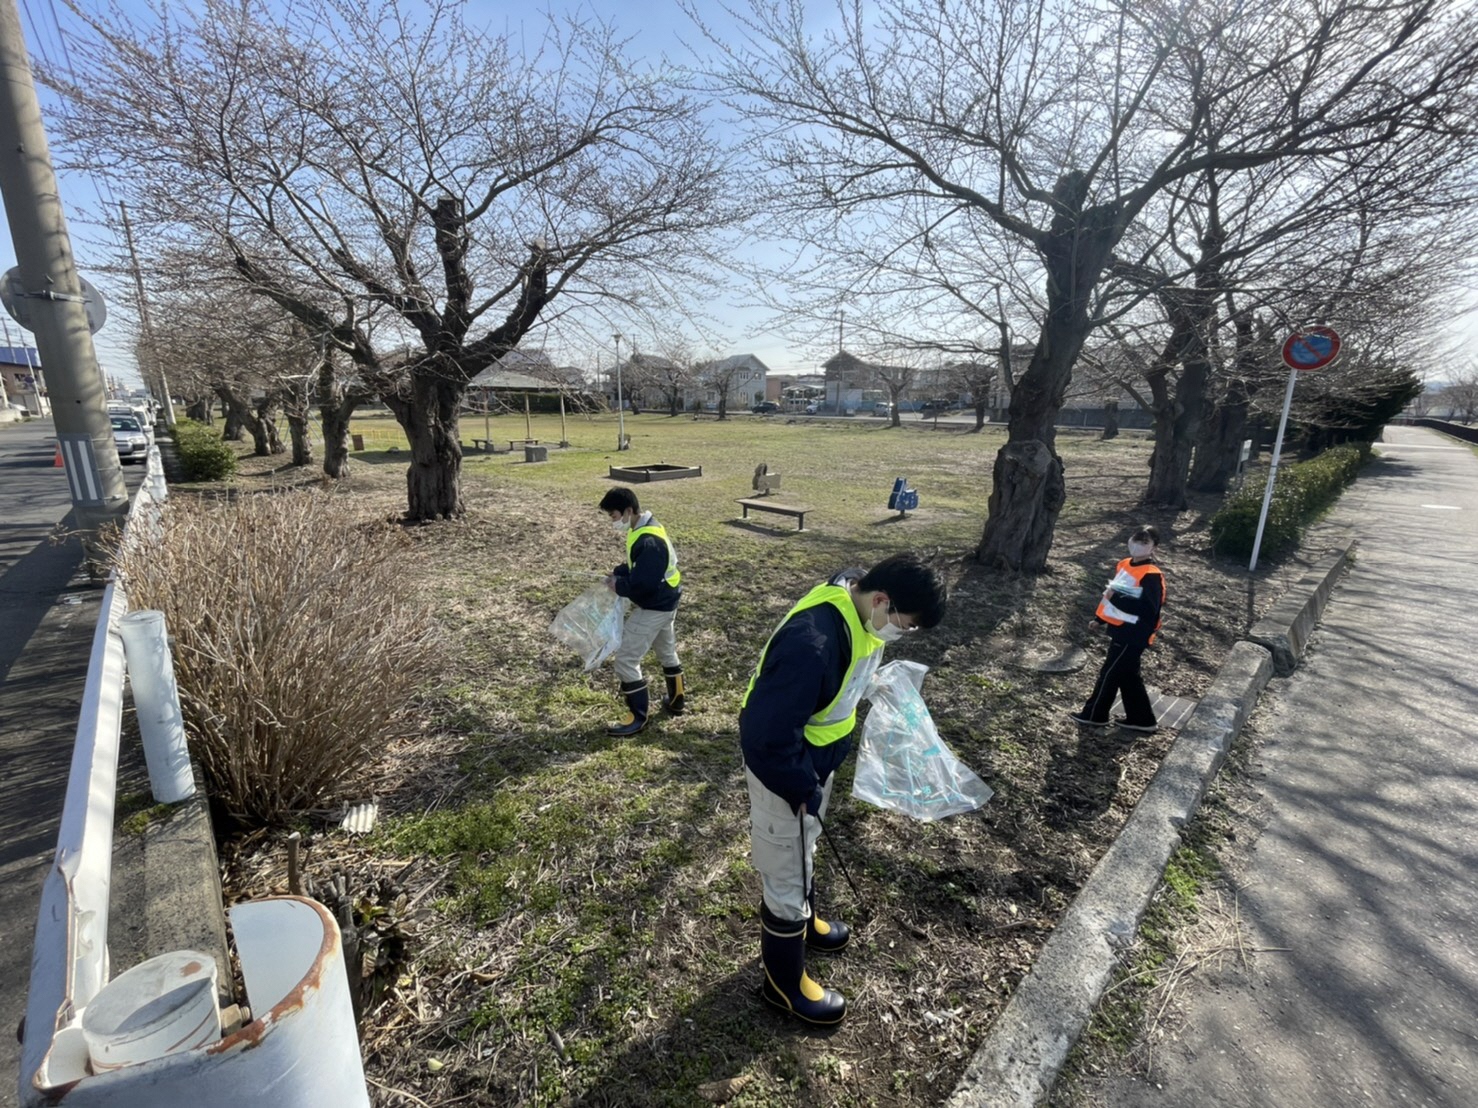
[741, 581, 884, 747]
[627, 520, 680, 588]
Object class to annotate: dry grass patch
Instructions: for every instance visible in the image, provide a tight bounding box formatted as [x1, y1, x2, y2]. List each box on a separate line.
[198, 413, 1342, 1106]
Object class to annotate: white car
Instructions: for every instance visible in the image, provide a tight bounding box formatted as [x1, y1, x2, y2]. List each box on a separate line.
[110, 414, 150, 464]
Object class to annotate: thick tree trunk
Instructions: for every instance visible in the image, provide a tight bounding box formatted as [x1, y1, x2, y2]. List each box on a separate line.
[316, 353, 360, 479]
[977, 178, 1113, 572]
[248, 397, 285, 457]
[393, 371, 465, 521]
[287, 414, 312, 466]
[1142, 256, 1219, 507]
[1100, 399, 1120, 441]
[185, 396, 212, 424]
[321, 403, 353, 478]
[1190, 314, 1259, 493]
[219, 388, 247, 441]
[973, 399, 988, 432]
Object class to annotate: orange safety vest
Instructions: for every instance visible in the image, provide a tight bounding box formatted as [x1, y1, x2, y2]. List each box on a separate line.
[1096, 559, 1165, 645]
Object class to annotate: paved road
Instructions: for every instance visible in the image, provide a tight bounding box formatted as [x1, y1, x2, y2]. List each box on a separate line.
[1098, 425, 1478, 1107]
[0, 420, 138, 1107]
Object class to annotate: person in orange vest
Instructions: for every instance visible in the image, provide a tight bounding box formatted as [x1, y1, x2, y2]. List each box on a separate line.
[1070, 525, 1164, 732]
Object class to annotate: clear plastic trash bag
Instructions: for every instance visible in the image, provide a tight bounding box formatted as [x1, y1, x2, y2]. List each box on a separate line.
[549, 585, 627, 671]
[853, 660, 994, 821]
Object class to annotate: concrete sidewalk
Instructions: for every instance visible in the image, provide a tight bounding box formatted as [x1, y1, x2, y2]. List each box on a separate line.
[1097, 425, 1478, 1106]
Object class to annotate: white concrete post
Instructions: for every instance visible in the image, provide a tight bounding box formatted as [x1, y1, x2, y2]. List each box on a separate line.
[118, 610, 194, 802]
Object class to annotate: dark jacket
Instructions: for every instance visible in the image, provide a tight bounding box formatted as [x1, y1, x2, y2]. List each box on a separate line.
[739, 570, 862, 813]
[611, 515, 681, 611]
[1098, 559, 1164, 648]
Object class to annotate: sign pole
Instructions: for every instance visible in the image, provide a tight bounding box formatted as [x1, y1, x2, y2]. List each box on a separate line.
[1248, 367, 1299, 572]
[1249, 325, 1343, 572]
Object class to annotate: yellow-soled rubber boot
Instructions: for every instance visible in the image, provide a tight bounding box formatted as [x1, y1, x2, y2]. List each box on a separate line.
[805, 885, 851, 954]
[662, 665, 686, 715]
[607, 680, 649, 736]
[760, 903, 846, 1025]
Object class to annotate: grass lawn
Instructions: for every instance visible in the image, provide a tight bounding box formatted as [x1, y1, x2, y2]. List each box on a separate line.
[208, 410, 1322, 1107]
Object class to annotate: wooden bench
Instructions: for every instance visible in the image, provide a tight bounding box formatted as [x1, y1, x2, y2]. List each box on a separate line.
[509, 438, 540, 450]
[469, 438, 507, 454]
[737, 498, 811, 531]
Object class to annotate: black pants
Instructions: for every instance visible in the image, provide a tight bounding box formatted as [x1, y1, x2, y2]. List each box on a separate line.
[1079, 639, 1155, 726]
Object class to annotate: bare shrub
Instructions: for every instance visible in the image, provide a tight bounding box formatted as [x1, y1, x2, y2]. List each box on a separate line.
[111, 489, 442, 826]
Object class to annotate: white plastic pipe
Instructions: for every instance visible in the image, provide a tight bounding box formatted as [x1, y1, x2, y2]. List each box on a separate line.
[118, 610, 194, 803]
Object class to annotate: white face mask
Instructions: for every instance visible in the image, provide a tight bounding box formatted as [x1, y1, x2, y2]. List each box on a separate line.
[1128, 539, 1155, 559]
[611, 517, 630, 536]
[872, 599, 905, 643]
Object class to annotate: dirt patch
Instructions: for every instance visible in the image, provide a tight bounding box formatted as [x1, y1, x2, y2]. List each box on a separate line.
[205, 423, 1339, 1107]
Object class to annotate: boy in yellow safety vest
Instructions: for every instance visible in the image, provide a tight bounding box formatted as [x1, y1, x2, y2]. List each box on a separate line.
[600, 488, 683, 735]
[1070, 525, 1165, 732]
[739, 552, 948, 1025]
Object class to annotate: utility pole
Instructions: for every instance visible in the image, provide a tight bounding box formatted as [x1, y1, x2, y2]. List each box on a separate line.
[0, 0, 127, 522]
[119, 200, 175, 426]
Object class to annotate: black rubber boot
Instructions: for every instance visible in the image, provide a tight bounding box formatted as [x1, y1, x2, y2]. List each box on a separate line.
[662, 665, 686, 715]
[805, 882, 850, 953]
[607, 680, 649, 736]
[760, 903, 846, 1025]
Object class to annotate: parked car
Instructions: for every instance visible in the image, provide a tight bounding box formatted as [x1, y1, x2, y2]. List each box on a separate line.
[873, 401, 894, 417]
[803, 401, 820, 414]
[110, 414, 149, 464]
[919, 398, 955, 415]
[751, 400, 781, 414]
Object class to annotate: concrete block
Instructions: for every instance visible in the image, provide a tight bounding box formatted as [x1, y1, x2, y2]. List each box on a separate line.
[1248, 540, 1354, 675]
[946, 642, 1273, 1108]
[524, 445, 548, 463]
[142, 791, 231, 1001]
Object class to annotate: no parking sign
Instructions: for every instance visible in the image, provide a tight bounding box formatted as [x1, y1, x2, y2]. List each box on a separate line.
[1250, 326, 1344, 571]
[1280, 326, 1342, 372]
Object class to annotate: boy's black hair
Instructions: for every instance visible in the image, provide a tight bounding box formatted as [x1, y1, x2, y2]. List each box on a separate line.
[599, 488, 640, 515]
[1131, 525, 1161, 547]
[858, 552, 948, 629]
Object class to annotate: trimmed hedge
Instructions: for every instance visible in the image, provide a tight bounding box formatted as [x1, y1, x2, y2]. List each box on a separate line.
[170, 418, 237, 481]
[1211, 443, 1369, 561]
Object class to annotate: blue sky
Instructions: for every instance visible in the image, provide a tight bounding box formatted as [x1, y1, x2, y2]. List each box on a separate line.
[4, 0, 1475, 387]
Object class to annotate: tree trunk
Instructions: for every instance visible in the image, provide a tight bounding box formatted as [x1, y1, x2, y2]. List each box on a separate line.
[185, 396, 212, 424]
[1190, 315, 1258, 493]
[717, 395, 728, 420]
[219, 388, 247, 441]
[316, 352, 361, 479]
[248, 396, 285, 456]
[393, 370, 465, 521]
[1100, 399, 1120, 441]
[973, 399, 988, 431]
[287, 413, 312, 466]
[977, 178, 1114, 572]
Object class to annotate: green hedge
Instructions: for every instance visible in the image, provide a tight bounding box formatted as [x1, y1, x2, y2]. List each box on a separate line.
[1211, 443, 1369, 560]
[170, 418, 237, 481]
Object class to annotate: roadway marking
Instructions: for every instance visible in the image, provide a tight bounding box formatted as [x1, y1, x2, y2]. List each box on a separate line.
[1421, 505, 1461, 510]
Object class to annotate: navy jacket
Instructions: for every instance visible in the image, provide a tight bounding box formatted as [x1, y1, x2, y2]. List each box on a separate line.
[739, 571, 863, 813]
[611, 515, 681, 611]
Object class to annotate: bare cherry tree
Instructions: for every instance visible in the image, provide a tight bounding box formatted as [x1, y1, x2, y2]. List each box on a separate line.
[49, 0, 736, 519]
[705, 0, 1478, 569]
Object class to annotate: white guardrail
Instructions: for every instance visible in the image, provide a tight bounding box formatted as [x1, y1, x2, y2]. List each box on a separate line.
[18, 446, 369, 1107]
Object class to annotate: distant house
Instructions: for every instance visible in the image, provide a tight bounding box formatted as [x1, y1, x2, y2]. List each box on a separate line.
[0, 345, 46, 416]
[689, 353, 770, 411]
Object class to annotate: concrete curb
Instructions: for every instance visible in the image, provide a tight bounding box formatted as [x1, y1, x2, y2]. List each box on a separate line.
[946, 641, 1274, 1108]
[1246, 540, 1355, 676]
[142, 788, 231, 998]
